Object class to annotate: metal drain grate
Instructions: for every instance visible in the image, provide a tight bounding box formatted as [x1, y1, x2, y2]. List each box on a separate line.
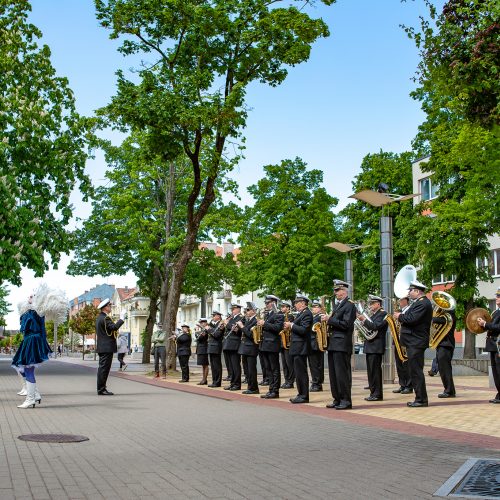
[435, 459, 500, 499]
[18, 434, 89, 443]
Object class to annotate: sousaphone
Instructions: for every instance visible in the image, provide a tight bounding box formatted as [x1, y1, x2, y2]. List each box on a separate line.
[465, 308, 492, 334]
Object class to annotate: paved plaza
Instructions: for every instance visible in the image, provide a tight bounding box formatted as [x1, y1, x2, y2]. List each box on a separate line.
[1, 355, 499, 500]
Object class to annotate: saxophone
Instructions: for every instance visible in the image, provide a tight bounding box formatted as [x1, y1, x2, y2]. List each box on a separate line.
[279, 312, 291, 350]
[251, 309, 264, 345]
[312, 318, 328, 352]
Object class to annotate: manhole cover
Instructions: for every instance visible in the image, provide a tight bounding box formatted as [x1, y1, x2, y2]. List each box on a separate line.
[18, 434, 89, 443]
[435, 458, 500, 499]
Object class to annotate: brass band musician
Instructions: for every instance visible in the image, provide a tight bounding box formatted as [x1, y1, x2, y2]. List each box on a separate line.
[322, 280, 356, 410]
[477, 287, 500, 404]
[195, 318, 209, 385]
[309, 300, 325, 392]
[279, 301, 295, 390]
[238, 303, 260, 394]
[207, 311, 224, 387]
[357, 295, 386, 401]
[392, 296, 413, 395]
[432, 309, 456, 398]
[222, 304, 244, 391]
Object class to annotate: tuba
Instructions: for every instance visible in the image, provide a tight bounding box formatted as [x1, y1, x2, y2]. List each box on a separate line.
[312, 319, 328, 351]
[429, 291, 456, 349]
[354, 301, 377, 341]
[251, 309, 264, 345]
[384, 264, 417, 362]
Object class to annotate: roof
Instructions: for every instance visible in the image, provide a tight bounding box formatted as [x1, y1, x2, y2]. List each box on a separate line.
[116, 287, 137, 301]
[74, 284, 115, 306]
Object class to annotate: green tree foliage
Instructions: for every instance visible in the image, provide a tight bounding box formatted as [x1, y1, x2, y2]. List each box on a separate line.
[93, 0, 334, 334]
[339, 151, 415, 299]
[0, 0, 91, 284]
[235, 158, 342, 300]
[401, 0, 500, 357]
[0, 285, 11, 326]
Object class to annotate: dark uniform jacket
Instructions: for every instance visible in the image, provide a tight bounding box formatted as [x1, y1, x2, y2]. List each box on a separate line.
[310, 313, 322, 351]
[362, 308, 387, 355]
[176, 332, 192, 357]
[260, 310, 284, 353]
[327, 298, 356, 353]
[289, 308, 313, 356]
[239, 315, 259, 357]
[432, 310, 456, 349]
[399, 296, 433, 349]
[96, 312, 124, 353]
[223, 314, 244, 351]
[484, 309, 500, 353]
[207, 320, 224, 355]
[195, 330, 208, 355]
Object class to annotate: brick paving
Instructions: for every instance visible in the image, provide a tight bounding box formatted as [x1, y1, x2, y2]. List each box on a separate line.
[1, 355, 499, 500]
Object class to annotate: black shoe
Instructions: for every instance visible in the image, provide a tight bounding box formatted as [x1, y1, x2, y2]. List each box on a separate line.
[281, 383, 294, 389]
[260, 392, 271, 398]
[364, 386, 370, 390]
[229, 386, 241, 391]
[335, 403, 352, 410]
[197, 380, 208, 385]
[400, 388, 413, 394]
[310, 385, 323, 392]
[289, 396, 308, 404]
[223, 376, 231, 381]
[326, 401, 340, 409]
[259, 380, 269, 386]
[438, 392, 455, 398]
[179, 379, 189, 383]
[98, 389, 114, 396]
[392, 387, 403, 393]
[489, 398, 500, 404]
[407, 401, 428, 407]
[262, 392, 279, 399]
[364, 396, 383, 401]
[428, 370, 436, 377]
[223, 385, 232, 390]
[242, 390, 259, 395]
[208, 384, 221, 388]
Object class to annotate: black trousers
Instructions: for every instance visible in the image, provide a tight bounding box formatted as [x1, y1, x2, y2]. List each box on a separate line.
[308, 349, 325, 386]
[328, 350, 352, 405]
[117, 353, 126, 368]
[209, 353, 222, 386]
[243, 355, 258, 391]
[242, 355, 248, 380]
[395, 347, 412, 389]
[97, 352, 113, 393]
[281, 349, 295, 384]
[259, 352, 269, 382]
[262, 351, 281, 394]
[154, 346, 167, 374]
[366, 353, 383, 398]
[437, 346, 455, 395]
[407, 345, 428, 403]
[223, 350, 233, 379]
[227, 350, 241, 388]
[178, 354, 190, 381]
[292, 354, 309, 400]
[490, 352, 500, 399]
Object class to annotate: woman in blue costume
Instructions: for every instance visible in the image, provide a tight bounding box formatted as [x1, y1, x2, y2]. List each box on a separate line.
[12, 288, 52, 409]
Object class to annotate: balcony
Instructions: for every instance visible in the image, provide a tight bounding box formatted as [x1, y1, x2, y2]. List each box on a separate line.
[129, 308, 149, 317]
[216, 289, 232, 299]
[180, 296, 200, 307]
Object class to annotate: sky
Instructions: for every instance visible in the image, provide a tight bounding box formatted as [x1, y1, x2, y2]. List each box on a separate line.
[4, 0, 439, 328]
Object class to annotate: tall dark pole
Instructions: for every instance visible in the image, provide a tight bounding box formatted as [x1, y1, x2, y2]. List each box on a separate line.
[380, 213, 395, 383]
[344, 256, 354, 299]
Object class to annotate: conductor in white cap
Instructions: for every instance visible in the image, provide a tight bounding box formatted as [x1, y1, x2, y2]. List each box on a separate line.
[96, 299, 125, 395]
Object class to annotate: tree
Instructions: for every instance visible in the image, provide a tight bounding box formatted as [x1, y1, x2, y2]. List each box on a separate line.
[93, 0, 334, 341]
[0, 285, 11, 327]
[234, 158, 342, 300]
[339, 151, 415, 298]
[69, 305, 99, 359]
[401, 0, 500, 358]
[0, 0, 91, 284]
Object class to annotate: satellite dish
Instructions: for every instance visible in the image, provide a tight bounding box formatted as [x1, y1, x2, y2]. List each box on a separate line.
[394, 265, 417, 299]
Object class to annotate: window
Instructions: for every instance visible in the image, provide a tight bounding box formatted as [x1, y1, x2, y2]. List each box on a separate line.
[432, 274, 456, 285]
[491, 248, 500, 277]
[420, 177, 439, 201]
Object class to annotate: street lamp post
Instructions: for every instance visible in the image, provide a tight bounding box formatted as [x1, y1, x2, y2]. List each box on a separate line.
[349, 187, 417, 383]
[325, 242, 369, 299]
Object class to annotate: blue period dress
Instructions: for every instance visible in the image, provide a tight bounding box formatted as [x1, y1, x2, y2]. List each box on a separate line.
[12, 310, 52, 373]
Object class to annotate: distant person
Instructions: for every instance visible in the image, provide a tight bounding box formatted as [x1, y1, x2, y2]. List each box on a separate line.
[95, 299, 125, 396]
[195, 318, 210, 385]
[173, 324, 192, 383]
[117, 332, 128, 372]
[151, 323, 167, 378]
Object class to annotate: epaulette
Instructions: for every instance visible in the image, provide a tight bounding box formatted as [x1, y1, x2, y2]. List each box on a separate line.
[418, 297, 425, 301]
[348, 299, 355, 304]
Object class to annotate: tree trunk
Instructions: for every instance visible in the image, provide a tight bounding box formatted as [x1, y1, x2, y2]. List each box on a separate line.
[463, 298, 476, 359]
[141, 293, 159, 364]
